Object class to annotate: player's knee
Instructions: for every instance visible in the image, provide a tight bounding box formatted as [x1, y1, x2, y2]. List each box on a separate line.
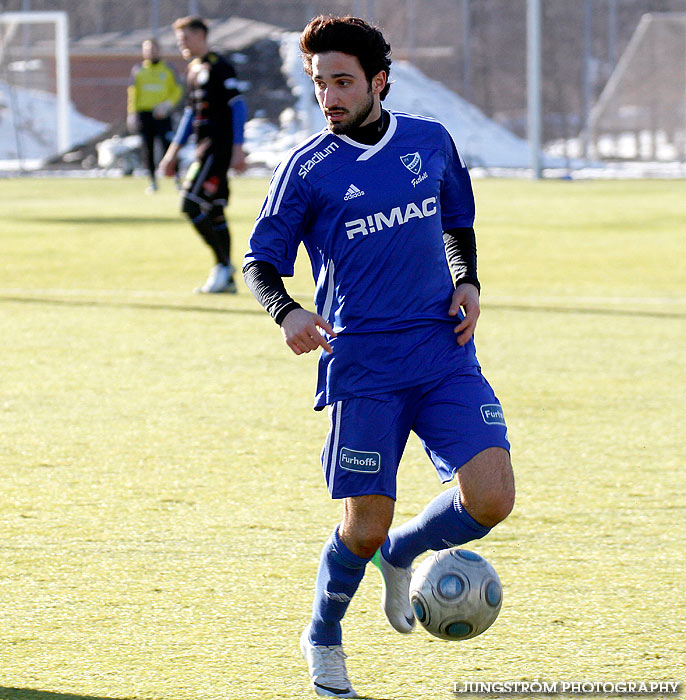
[355, 530, 388, 559]
[181, 195, 203, 221]
[340, 494, 394, 558]
[494, 487, 515, 524]
[210, 205, 225, 222]
[340, 522, 389, 559]
[460, 448, 515, 528]
[474, 486, 515, 528]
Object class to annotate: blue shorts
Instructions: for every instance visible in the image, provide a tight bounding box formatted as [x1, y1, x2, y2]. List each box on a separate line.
[320, 367, 510, 500]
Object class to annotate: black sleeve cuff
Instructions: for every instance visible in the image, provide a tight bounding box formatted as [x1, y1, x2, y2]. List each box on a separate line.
[273, 301, 302, 326]
[242, 260, 302, 325]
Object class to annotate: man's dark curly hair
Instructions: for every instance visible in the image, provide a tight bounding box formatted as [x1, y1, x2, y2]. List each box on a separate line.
[300, 15, 392, 100]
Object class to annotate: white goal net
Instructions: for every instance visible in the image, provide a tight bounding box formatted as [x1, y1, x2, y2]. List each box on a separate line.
[589, 12, 686, 161]
[0, 11, 70, 164]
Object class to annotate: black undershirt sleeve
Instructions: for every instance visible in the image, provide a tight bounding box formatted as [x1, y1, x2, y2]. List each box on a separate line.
[244, 227, 480, 326]
[443, 226, 481, 293]
[242, 259, 302, 325]
[243, 227, 478, 325]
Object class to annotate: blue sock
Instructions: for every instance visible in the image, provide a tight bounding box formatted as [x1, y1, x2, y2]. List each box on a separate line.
[309, 526, 370, 646]
[381, 487, 491, 569]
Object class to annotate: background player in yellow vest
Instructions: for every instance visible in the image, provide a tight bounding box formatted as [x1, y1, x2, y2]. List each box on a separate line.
[127, 38, 183, 193]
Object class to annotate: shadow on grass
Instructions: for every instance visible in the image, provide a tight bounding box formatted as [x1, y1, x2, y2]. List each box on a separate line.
[3, 294, 684, 320]
[0, 690, 389, 700]
[0, 690, 133, 700]
[0, 294, 265, 316]
[14, 217, 178, 226]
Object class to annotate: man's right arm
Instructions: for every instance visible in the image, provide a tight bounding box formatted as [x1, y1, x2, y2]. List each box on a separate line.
[171, 106, 193, 147]
[126, 66, 140, 132]
[243, 260, 335, 354]
[158, 106, 193, 176]
[242, 260, 302, 325]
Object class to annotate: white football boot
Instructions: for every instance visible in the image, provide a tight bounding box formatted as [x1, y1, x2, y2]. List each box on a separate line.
[195, 263, 237, 294]
[372, 549, 416, 633]
[300, 626, 358, 698]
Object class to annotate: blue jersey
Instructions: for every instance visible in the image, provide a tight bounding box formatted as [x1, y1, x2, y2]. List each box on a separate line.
[245, 111, 480, 408]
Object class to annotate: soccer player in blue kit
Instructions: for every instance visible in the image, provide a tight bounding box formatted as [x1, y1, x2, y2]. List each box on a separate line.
[243, 15, 515, 698]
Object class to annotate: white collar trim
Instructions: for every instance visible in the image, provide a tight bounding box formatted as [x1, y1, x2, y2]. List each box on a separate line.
[335, 111, 398, 161]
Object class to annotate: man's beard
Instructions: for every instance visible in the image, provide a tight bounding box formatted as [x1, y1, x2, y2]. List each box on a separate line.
[328, 88, 375, 135]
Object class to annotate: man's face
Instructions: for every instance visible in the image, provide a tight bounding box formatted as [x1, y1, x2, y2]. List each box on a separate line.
[142, 40, 159, 62]
[175, 27, 205, 60]
[311, 51, 385, 135]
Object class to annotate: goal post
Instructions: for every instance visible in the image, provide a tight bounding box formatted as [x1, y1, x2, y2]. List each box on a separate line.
[527, 0, 542, 179]
[0, 10, 70, 156]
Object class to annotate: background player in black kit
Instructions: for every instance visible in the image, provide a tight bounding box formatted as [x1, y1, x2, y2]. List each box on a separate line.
[159, 16, 248, 294]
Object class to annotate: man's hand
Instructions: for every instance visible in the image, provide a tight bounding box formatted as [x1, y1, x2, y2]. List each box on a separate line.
[281, 308, 336, 355]
[449, 282, 480, 346]
[231, 144, 248, 174]
[158, 148, 178, 178]
[152, 100, 172, 119]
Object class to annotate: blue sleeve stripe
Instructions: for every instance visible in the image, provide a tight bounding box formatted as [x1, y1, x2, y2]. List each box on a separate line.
[172, 106, 193, 146]
[230, 95, 247, 144]
[261, 131, 329, 219]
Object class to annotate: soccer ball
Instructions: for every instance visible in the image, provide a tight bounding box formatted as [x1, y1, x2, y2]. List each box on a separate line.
[409, 548, 502, 641]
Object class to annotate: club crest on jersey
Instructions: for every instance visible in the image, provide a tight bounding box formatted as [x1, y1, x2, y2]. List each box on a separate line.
[401, 152, 422, 175]
[401, 152, 428, 187]
[344, 196, 437, 239]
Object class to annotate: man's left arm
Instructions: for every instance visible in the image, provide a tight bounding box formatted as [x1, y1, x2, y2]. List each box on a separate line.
[444, 226, 481, 346]
[439, 125, 480, 346]
[219, 61, 248, 173]
[126, 65, 140, 132]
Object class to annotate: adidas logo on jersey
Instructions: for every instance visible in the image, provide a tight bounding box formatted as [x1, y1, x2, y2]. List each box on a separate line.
[344, 184, 365, 201]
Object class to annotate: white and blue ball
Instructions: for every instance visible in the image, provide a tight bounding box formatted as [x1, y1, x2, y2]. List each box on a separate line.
[409, 548, 502, 641]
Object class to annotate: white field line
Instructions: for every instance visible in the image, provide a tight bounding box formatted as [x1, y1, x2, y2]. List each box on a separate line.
[486, 295, 686, 306]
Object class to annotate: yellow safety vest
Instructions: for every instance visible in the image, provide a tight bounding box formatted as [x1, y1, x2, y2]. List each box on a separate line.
[127, 59, 183, 114]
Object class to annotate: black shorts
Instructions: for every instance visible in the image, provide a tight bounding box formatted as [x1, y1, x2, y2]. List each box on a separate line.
[182, 154, 230, 210]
